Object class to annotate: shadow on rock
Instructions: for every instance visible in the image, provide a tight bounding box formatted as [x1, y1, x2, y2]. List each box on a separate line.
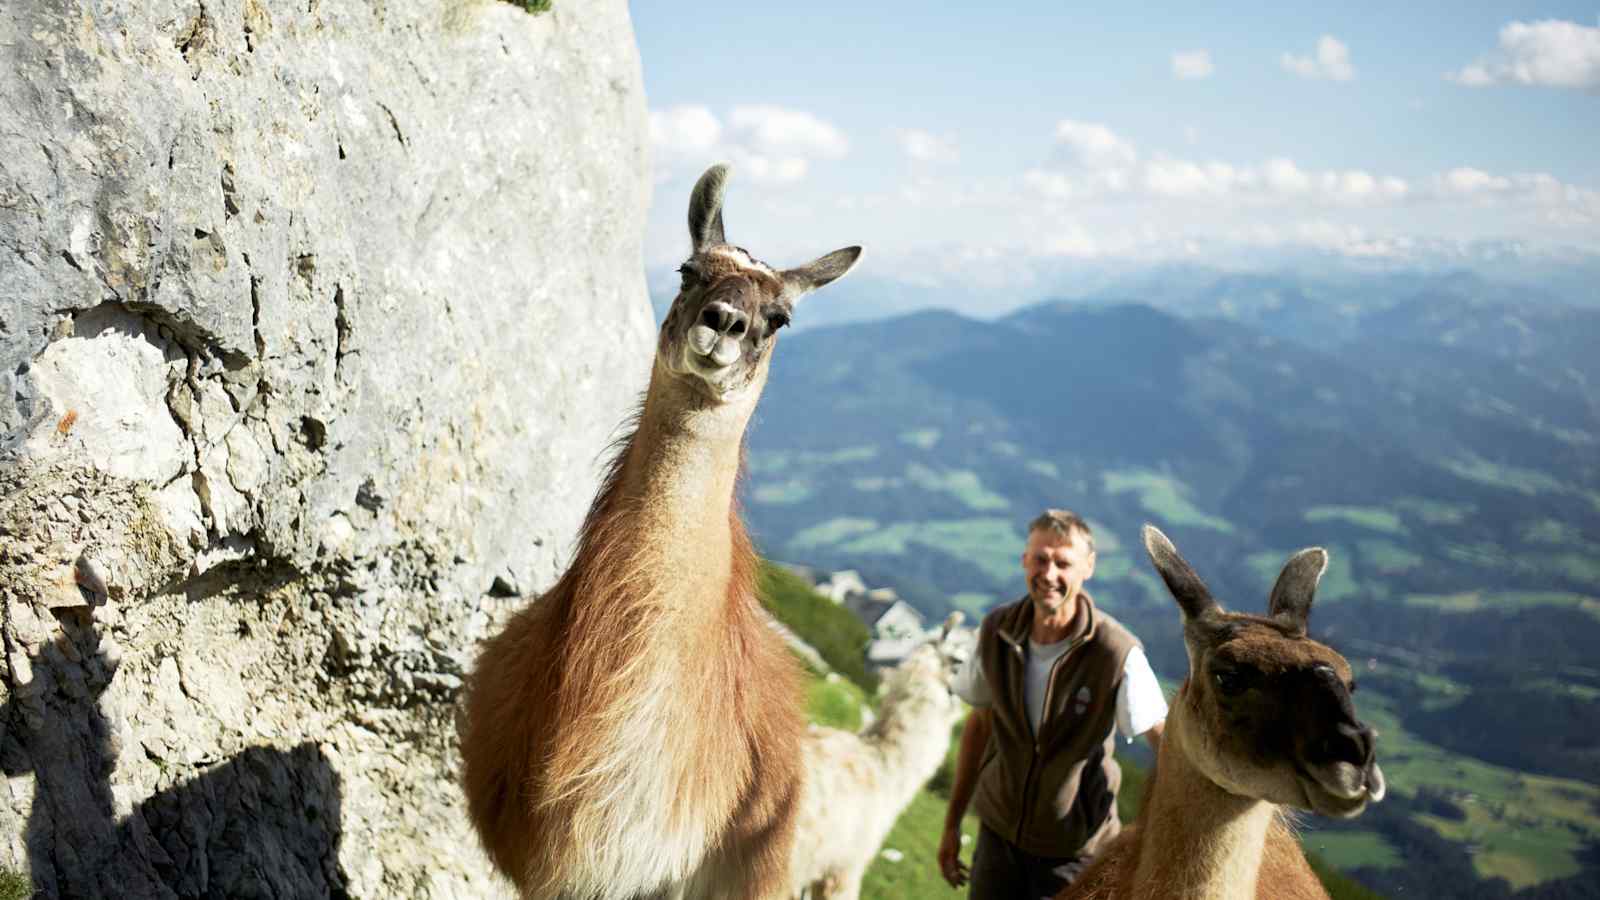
[1, 613, 347, 899]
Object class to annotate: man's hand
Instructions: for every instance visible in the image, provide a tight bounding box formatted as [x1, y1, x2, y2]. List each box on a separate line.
[937, 824, 969, 888]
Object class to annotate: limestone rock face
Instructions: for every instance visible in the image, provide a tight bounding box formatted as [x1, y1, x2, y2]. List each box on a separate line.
[0, 1, 655, 895]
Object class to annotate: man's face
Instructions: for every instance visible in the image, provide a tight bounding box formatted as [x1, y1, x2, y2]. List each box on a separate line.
[1021, 527, 1095, 616]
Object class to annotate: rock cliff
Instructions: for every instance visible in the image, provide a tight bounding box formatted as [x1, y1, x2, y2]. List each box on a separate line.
[0, 0, 655, 895]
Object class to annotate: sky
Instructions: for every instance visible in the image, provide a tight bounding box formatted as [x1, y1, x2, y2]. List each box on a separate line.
[632, 3, 1599, 299]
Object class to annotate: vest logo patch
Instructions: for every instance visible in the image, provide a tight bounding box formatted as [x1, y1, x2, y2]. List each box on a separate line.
[1075, 686, 1091, 715]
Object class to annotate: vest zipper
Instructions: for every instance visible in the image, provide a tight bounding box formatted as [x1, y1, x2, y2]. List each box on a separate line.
[1012, 638, 1084, 846]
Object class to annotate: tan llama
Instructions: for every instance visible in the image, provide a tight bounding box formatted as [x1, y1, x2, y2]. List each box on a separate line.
[788, 614, 969, 900]
[1057, 526, 1386, 900]
[459, 164, 862, 900]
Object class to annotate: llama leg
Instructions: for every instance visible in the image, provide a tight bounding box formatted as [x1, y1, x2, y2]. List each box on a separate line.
[833, 864, 867, 900]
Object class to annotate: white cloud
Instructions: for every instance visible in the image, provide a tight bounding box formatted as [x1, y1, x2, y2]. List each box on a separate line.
[648, 104, 850, 186]
[730, 152, 810, 184]
[1052, 120, 1139, 169]
[1172, 49, 1215, 80]
[1144, 159, 1251, 197]
[1449, 20, 1600, 89]
[1040, 225, 1104, 258]
[1437, 167, 1512, 195]
[1263, 157, 1312, 193]
[1281, 36, 1355, 81]
[649, 105, 722, 156]
[897, 129, 960, 164]
[727, 105, 849, 158]
[1028, 126, 1406, 207]
[1431, 168, 1600, 224]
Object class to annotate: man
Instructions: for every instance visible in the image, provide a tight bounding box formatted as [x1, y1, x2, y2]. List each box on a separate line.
[938, 509, 1166, 899]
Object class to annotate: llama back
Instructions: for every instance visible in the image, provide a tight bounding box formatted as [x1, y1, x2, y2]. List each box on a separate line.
[790, 726, 889, 892]
[788, 641, 966, 897]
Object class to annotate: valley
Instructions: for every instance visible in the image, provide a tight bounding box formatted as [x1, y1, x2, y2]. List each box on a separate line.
[739, 272, 1600, 896]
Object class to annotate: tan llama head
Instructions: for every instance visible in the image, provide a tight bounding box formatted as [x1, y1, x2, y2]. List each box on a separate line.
[658, 164, 862, 401]
[887, 612, 970, 706]
[1142, 525, 1386, 819]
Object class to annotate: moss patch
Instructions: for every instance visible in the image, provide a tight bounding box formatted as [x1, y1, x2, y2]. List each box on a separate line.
[0, 871, 29, 900]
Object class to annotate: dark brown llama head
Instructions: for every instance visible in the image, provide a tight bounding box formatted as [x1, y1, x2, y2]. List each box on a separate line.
[658, 164, 861, 401]
[1142, 525, 1386, 819]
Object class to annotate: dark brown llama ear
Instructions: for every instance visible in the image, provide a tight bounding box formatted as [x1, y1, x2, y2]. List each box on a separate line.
[1142, 524, 1220, 621]
[780, 246, 863, 302]
[688, 163, 731, 253]
[1267, 547, 1327, 635]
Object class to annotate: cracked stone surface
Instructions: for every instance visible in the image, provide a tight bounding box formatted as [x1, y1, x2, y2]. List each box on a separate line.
[0, 0, 654, 895]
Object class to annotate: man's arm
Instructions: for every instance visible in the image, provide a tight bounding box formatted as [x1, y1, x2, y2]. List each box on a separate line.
[938, 708, 991, 887]
[1116, 646, 1169, 750]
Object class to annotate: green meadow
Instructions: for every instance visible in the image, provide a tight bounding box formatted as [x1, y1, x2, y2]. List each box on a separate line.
[1103, 469, 1234, 533]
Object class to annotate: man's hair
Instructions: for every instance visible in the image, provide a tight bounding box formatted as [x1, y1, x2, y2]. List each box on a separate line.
[1027, 508, 1095, 552]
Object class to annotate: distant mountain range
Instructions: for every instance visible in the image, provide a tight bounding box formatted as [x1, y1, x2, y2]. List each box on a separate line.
[650, 252, 1600, 333]
[735, 272, 1600, 897]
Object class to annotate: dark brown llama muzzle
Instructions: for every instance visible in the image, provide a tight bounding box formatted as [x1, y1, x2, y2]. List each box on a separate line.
[1288, 667, 1385, 817]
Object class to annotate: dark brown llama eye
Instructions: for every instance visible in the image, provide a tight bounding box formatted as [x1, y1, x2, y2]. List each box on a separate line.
[1214, 669, 1247, 696]
[766, 311, 790, 331]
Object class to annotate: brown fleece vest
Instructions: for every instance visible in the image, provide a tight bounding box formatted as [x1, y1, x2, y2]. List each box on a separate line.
[972, 593, 1140, 859]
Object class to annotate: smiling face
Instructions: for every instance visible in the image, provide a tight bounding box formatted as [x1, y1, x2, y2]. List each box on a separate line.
[1142, 525, 1385, 819]
[1021, 527, 1096, 617]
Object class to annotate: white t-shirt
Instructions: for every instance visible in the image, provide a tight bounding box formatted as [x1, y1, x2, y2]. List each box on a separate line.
[953, 639, 1167, 741]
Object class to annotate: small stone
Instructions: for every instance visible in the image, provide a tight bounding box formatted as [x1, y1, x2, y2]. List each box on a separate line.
[74, 553, 110, 604]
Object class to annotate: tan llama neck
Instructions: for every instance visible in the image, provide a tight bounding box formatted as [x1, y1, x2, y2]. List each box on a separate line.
[617, 360, 764, 593]
[866, 669, 957, 800]
[1132, 694, 1277, 900]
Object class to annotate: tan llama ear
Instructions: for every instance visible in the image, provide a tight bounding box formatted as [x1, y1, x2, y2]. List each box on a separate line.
[780, 246, 863, 302]
[940, 611, 965, 641]
[1142, 524, 1220, 621]
[688, 163, 731, 253]
[1268, 547, 1328, 634]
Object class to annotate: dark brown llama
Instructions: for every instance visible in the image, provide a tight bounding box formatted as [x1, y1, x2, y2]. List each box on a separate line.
[1056, 526, 1385, 900]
